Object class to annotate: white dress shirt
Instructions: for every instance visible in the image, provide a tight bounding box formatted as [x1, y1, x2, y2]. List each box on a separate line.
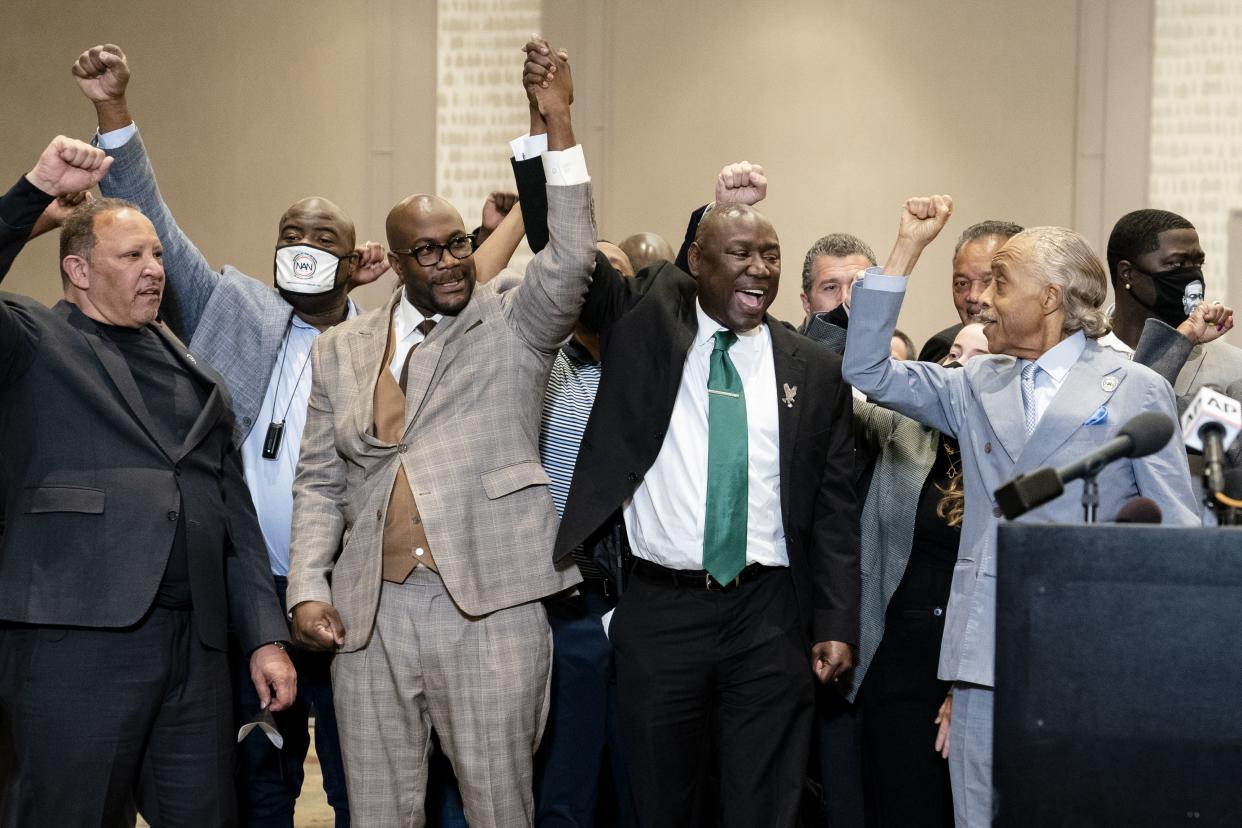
[388, 294, 444, 381]
[623, 301, 787, 570]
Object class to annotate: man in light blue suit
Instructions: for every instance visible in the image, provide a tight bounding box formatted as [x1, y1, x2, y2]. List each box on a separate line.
[843, 195, 1199, 826]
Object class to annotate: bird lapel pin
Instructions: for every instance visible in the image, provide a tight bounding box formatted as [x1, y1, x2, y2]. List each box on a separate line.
[781, 383, 798, 408]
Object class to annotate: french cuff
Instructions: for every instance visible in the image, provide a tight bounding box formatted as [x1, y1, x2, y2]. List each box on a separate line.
[95, 121, 138, 150]
[542, 145, 589, 186]
[858, 265, 908, 292]
[510, 132, 549, 161]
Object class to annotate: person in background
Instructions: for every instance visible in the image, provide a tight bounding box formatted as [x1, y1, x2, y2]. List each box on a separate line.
[891, 328, 917, 361]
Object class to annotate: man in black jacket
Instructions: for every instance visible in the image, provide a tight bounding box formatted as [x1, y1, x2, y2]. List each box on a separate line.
[0, 195, 295, 826]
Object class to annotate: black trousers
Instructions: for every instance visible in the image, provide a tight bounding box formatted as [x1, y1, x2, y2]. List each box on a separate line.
[0, 606, 234, 827]
[858, 606, 952, 828]
[610, 564, 813, 828]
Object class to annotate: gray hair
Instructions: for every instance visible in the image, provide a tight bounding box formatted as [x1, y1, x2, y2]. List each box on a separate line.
[801, 233, 876, 294]
[953, 219, 1024, 259]
[996, 226, 1110, 339]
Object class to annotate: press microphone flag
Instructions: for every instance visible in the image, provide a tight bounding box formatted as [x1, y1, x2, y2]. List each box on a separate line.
[994, 412, 1176, 519]
[1180, 385, 1241, 453]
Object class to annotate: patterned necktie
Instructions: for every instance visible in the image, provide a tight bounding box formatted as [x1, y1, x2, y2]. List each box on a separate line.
[399, 318, 437, 393]
[1021, 361, 1039, 436]
[703, 330, 748, 585]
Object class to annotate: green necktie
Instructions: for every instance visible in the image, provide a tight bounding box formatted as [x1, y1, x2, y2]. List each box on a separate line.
[703, 329, 748, 585]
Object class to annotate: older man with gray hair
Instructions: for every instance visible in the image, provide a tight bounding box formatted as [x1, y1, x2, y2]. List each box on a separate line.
[843, 196, 1198, 827]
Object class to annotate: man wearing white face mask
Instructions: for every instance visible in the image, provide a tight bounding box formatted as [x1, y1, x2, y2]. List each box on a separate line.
[73, 42, 375, 827]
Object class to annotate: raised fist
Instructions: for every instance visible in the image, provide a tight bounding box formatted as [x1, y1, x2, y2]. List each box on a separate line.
[482, 191, 518, 231]
[348, 241, 391, 290]
[1177, 299, 1234, 346]
[25, 136, 112, 197]
[716, 161, 767, 207]
[72, 43, 130, 104]
[896, 194, 954, 249]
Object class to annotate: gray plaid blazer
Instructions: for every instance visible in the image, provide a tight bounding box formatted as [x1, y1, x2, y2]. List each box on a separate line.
[288, 182, 595, 651]
[96, 130, 293, 446]
[838, 399, 939, 702]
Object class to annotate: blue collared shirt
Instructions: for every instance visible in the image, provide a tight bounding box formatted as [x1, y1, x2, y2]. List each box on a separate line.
[240, 302, 358, 575]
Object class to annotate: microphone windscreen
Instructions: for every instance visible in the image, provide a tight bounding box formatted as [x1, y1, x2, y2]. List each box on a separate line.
[1118, 411, 1175, 458]
[1114, 496, 1163, 524]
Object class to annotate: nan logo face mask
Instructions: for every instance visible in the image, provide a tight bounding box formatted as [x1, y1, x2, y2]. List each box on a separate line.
[274, 243, 343, 295]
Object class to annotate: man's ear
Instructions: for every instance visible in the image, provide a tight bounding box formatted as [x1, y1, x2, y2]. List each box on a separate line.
[800, 292, 811, 319]
[62, 255, 91, 290]
[1043, 281, 1063, 314]
[686, 242, 702, 278]
[1114, 259, 1133, 289]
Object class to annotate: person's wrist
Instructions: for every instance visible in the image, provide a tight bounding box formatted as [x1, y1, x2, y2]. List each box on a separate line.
[23, 170, 57, 196]
[95, 98, 132, 133]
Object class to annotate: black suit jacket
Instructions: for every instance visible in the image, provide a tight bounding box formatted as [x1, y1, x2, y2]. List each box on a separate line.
[0, 176, 52, 281]
[918, 321, 962, 363]
[510, 156, 860, 644]
[0, 293, 285, 652]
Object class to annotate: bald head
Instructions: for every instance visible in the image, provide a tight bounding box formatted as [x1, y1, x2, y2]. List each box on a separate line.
[386, 194, 463, 250]
[385, 193, 476, 316]
[597, 241, 636, 277]
[279, 196, 356, 251]
[686, 203, 781, 333]
[619, 232, 676, 272]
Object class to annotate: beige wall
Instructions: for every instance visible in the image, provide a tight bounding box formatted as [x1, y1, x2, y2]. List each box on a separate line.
[0, 1, 435, 311]
[4, 1, 1091, 355]
[557, 0, 1080, 349]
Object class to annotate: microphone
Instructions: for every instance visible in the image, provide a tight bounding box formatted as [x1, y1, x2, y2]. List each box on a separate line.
[994, 412, 1176, 519]
[1180, 385, 1242, 496]
[1226, 381, 1242, 464]
[1113, 497, 1163, 524]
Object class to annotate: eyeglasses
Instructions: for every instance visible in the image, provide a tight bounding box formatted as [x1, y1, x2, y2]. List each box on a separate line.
[392, 234, 476, 267]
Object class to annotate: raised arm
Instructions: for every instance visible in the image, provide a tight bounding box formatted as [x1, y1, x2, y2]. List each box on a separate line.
[74, 43, 221, 342]
[843, 195, 967, 436]
[1132, 302, 1234, 412]
[504, 38, 596, 353]
[1, 137, 111, 281]
[473, 192, 525, 285]
[674, 161, 768, 271]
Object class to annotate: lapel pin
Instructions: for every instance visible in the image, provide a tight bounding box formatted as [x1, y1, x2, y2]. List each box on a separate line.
[781, 383, 798, 408]
[185, 353, 197, 365]
[1100, 376, 1118, 392]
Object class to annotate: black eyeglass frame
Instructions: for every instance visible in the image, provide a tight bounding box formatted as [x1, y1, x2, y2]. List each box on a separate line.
[392, 234, 477, 267]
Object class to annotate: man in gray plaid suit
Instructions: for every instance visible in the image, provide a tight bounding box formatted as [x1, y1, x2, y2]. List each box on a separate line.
[287, 46, 592, 827]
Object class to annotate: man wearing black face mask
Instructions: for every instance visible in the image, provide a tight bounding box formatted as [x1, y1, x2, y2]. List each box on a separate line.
[1107, 208, 1242, 398]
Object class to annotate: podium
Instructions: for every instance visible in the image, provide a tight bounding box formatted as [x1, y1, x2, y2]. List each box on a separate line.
[995, 524, 1242, 826]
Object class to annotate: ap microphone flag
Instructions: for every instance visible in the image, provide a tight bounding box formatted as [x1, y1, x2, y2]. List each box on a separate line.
[1180, 385, 1242, 452]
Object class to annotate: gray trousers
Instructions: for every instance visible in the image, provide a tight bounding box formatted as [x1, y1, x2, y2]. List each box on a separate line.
[332, 567, 553, 827]
[948, 682, 993, 827]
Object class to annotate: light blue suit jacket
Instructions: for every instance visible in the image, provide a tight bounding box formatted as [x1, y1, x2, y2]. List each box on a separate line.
[844, 280, 1199, 686]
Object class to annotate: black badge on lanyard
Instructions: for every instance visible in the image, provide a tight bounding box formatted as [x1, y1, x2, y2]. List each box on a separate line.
[262, 420, 286, 460]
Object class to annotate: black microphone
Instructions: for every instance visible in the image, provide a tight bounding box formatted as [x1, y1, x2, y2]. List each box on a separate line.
[1227, 380, 1242, 464]
[1113, 497, 1163, 524]
[994, 412, 1176, 519]
[1057, 411, 1175, 484]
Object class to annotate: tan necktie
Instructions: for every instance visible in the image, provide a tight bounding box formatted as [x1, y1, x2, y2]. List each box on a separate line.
[377, 317, 438, 583]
